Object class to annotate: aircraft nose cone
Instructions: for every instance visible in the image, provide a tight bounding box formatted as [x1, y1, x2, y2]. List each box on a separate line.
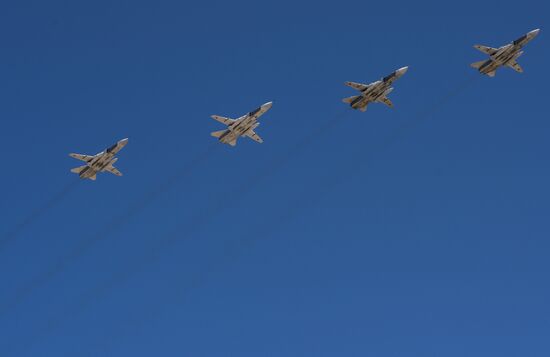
[530, 28, 541, 36]
[397, 66, 409, 75]
[262, 101, 273, 109]
[119, 138, 129, 146]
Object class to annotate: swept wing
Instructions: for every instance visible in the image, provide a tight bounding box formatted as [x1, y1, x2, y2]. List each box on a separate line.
[211, 115, 235, 126]
[507, 61, 523, 73]
[245, 130, 263, 143]
[474, 45, 498, 55]
[345, 81, 369, 91]
[70, 153, 95, 162]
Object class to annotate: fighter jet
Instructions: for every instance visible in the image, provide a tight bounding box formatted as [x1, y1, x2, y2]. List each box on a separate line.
[342, 67, 408, 112]
[210, 102, 273, 146]
[69, 138, 128, 180]
[471, 29, 540, 77]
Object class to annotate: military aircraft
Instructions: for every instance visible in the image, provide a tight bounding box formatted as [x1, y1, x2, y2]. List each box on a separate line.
[211, 102, 273, 146]
[342, 67, 408, 112]
[69, 138, 128, 180]
[471, 29, 540, 77]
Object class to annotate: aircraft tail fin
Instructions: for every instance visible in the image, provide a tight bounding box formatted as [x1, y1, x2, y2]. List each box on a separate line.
[211, 130, 226, 138]
[70, 165, 88, 174]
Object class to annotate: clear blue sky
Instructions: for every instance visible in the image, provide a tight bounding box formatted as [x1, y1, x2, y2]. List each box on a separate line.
[1, 0, 549, 356]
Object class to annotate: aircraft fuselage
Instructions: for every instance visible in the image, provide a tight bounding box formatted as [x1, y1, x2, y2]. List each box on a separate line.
[79, 152, 116, 179]
[350, 81, 392, 109]
[213, 102, 272, 146]
[475, 29, 539, 76]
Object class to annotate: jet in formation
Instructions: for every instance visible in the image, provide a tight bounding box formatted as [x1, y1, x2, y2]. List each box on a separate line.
[211, 102, 273, 146]
[342, 66, 408, 112]
[471, 29, 540, 77]
[69, 138, 128, 180]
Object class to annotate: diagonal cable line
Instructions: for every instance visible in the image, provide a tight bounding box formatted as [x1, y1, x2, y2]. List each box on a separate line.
[0, 143, 220, 319]
[85, 75, 480, 354]
[5, 109, 349, 356]
[0, 180, 81, 253]
[6, 75, 478, 355]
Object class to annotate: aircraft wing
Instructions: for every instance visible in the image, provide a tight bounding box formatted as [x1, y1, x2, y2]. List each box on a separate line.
[105, 166, 123, 176]
[345, 81, 369, 91]
[474, 45, 498, 55]
[380, 97, 394, 108]
[245, 130, 264, 144]
[211, 115, 235, 126]
[70, 153, 94, 162]
[508, 61, 523, 73]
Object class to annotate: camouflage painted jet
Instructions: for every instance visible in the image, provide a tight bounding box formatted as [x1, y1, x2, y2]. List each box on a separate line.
[471, 29, 540, 77]
[69, 138, 128, 180]
[211, 102, 273, 146]
[342, 67, 408, 112]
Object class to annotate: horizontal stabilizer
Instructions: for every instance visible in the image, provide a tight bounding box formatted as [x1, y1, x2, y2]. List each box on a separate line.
[70, 165, 88, 174]
[470, 60, 487, 69]
[342, 96, 358, 104]
[211, 130, 226, 138]
[345, 81, 368, 91]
